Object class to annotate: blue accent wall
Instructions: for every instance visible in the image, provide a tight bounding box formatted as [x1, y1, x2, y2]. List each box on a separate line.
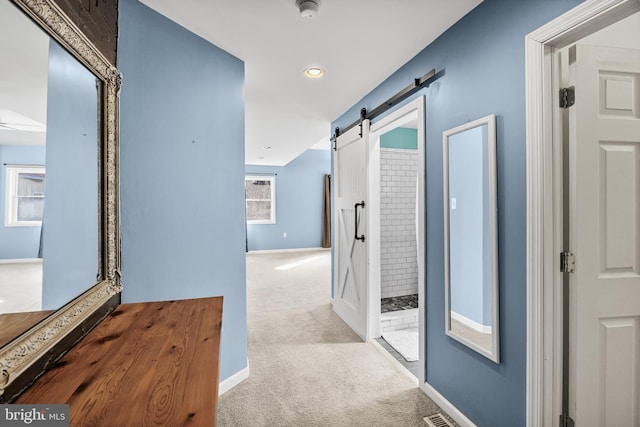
[331, 0, 583, 425]
[41, 40, 100, 310]
[118, 0, 247, 382]
[0, 145, 46, 259]
[246, 149, 330, 251]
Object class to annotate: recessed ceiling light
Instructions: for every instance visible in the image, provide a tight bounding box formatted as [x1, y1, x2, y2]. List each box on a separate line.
[304, 67, 324, 78]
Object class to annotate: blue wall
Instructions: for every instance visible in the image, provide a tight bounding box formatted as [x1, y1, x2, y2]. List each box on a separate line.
[246, 149, 330, 251]
[332, 0, 582, 425]
[118, 0, 247, 382]
[0, 145, 46, 259]
[42, 40, 99, 310]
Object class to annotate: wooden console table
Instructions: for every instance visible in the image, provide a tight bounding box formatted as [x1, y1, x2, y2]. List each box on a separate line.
[16, 297, 223, 426]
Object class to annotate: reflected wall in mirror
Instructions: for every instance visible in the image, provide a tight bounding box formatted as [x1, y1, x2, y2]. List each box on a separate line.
[0, 0, 100, 324]
[0, 0, 121, 402]
[443, 114, 499, 363]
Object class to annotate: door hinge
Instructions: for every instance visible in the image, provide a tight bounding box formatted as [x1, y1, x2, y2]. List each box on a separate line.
[560, 414, 575, 427]
[560, 251, 575, 273]
[559, 86, 575, 109]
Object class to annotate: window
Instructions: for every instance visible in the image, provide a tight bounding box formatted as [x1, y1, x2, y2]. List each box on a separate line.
[245, 175, 275, 224]
[5, 165, 46, 227]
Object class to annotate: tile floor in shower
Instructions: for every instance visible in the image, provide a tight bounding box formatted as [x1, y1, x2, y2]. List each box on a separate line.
[379, 293, 419, 378]
[381, 294, 418, 313]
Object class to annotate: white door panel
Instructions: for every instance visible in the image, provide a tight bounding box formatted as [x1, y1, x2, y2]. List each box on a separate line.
[569, 44, 640, 427]
[333, 121, 369, 340]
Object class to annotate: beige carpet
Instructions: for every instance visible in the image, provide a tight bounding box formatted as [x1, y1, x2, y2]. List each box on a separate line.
[216, 250, 457, 427]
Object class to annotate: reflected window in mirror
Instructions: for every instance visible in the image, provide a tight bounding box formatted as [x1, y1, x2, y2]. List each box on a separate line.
[443, 114, 499, 363]
[4, 165, 46, 227]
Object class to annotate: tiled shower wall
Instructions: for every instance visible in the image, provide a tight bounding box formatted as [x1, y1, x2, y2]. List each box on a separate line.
[380, 148, 418, 298]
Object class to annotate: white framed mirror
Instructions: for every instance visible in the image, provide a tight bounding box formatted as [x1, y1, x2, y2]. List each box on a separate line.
[443, 114, 499, 363]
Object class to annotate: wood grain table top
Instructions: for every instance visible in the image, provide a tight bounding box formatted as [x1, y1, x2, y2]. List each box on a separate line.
[16, 297, 223, 426]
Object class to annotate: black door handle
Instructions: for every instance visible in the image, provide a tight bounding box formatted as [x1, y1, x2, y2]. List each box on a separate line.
[355, 201, 365, 242]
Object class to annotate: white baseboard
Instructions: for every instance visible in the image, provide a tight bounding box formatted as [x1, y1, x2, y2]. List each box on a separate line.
[372, 336, 475, 426]
[218, 362, 250, 396]
[451, 310, 492, 334]
[421, 382, 477, 427]
[247, 247, 330, 254]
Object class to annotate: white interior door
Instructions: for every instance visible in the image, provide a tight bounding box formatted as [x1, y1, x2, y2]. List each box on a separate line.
[333, 120, 369, 340]
[569, 44, 640, 426]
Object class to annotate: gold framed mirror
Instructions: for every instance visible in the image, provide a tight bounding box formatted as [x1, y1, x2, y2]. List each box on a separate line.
[0, 0, 121, 401]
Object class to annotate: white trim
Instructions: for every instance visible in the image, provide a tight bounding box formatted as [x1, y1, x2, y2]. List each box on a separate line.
[0, 258, 42, 264]
[376, 328, 478, 427]
[368, 125, 382, 339]
[421, 382, 477, 427]
[450, 311, 492, 334]
[525, 1, 640, 426]
[367, 96, 426, 384]
[246, 247, 330, 254]
[218, 362, 250, 396]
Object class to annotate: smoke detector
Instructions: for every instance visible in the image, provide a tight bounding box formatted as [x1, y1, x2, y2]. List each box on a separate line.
[296, 0, 320, 18]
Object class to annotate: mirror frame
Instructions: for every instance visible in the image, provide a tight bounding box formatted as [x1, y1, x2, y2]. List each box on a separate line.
[442, 114, 499, 363]
[0, 0, 121, 400]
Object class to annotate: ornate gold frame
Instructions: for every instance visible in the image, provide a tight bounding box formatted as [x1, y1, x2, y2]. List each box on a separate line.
[0, 0, 121, 399]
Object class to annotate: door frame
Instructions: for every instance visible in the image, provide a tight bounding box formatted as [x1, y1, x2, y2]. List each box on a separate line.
[367, 96, 426, 384]
[525, 0, 640, 425]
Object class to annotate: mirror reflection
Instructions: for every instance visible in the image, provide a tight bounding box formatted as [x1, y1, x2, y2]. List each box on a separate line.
[443, 114, 499, 362]
[0, 0, 100, 345]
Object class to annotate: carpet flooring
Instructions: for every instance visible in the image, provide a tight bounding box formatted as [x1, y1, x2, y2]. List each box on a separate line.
[216, 250, 457, 427]
[0, 261, 42, 314]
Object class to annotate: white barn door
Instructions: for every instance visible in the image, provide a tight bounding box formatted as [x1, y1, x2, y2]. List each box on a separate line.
[569, 44, 640, 426]
[333, 121, 369, 340]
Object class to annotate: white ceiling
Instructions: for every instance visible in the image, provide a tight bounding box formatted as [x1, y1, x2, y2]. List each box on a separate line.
[0, 0, 49, 145]
[140, 0, 482, 166]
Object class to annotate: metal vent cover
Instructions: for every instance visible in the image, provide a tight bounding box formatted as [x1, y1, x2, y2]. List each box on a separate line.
[424, 413, 455, 427]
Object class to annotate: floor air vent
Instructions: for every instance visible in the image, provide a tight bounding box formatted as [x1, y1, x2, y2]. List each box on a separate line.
[424, 413, 455, 427]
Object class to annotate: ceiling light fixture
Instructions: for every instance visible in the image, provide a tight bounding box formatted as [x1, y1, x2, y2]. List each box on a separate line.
[304, 67, 324, 78]
[296, 0, 320, 18]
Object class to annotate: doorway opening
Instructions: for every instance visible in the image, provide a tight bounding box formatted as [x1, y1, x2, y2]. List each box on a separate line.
[376, 126, 420, 377]
[368, 96, 425, 381]
[526, 1, 640, 425]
